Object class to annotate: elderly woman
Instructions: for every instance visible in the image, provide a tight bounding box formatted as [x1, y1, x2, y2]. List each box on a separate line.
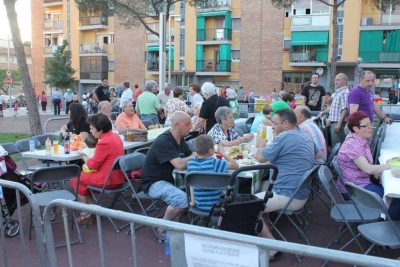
[250, 104, 274, 133]
[70, 113, 125, 223]
[208, 106, 254, 146]
[337, 111, 400, 220]
[115, 101, 146, 132]
[165, 87, 191, 126]
[192, 82, 230, 133]
[60, 103, 90, 141]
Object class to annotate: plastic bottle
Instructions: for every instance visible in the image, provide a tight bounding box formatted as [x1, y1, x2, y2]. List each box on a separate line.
[29, 138, 35, 152]
[257, 124, 267, 140]
[164, 230, 170, 256]
[45, 137, 52, 155]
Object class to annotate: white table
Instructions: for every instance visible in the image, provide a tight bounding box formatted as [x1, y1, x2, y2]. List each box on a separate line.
[380, 122, 400, 151]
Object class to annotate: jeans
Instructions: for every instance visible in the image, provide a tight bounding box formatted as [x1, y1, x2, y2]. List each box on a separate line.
[53, 99, 61, 115]
[249, 98, 255, 113]
[141, 114, 159, 125]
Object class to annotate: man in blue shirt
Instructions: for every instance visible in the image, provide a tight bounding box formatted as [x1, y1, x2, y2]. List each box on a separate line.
[51, 88, 62, 115]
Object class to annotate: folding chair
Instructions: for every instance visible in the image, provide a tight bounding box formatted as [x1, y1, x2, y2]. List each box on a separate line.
[1, 142, 33, 177]
[86, 157, 135, 233]
[318, 166, 381, 266]
[184, 172, 234, 225]
[267, 165, 319, 262]
[345, 182, 400, 255]
[245, 117, 255, 132]
[29, 165, 83, 247]
[119, 152, 165, 242]
[32, 134, 56, 146]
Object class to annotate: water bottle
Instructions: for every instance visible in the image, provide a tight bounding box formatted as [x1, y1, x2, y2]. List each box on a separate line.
[29, 138, 35, 152]
[45, 137, 52, 155]
[164, 230, 171, 256]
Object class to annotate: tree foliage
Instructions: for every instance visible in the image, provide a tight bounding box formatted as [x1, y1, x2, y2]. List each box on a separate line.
[0, 69, 22, 94]
[75, 0, 181, 36]
[44, 40, 76, 91]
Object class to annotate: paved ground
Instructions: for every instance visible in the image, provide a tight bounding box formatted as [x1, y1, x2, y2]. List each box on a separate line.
[1, 107, 399, 266]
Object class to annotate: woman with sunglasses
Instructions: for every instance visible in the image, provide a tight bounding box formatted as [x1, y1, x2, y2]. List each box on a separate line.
[337, 111, 400, 220]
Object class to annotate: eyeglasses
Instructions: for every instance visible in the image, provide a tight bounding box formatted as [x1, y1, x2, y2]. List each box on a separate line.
[358, 124, 373, 128]
[272, 120, 284, 126]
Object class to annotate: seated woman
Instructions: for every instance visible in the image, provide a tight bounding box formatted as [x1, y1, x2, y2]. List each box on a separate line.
[337, 111, 400, 220]
[208, 106, 254, 146]
[165, 87, 191, 126]
[60, 103, 90, 142]
[115, 101, 146, 133]
[250, 104, 274, 133]
[70, 113, 125, 223]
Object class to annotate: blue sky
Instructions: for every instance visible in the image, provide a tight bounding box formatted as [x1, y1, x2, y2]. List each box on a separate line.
[0, 0, 32, 42]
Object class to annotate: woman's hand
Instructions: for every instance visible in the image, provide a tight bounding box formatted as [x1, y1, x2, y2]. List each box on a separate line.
[243, 133, 254, 142]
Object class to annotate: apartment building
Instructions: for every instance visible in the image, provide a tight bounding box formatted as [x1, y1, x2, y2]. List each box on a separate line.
[283, 0, 400, 96]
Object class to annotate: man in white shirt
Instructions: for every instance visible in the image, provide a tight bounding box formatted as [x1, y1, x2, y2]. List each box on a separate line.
[226, 86, 238, 100]
[119, 81, 133, 112]
[157, 83, 173, 124]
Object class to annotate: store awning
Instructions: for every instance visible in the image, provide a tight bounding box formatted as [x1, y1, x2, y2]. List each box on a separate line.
[147, 46, 159, 52]
[291, 31, 329, 46]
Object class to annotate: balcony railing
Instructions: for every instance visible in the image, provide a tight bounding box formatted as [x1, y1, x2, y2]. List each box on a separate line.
[146, 60, 174, 71]
[80, 72, 108, 80]
[359, 51, 400, 63]
[196, 60, 231, 72]
[290, 51, 328, 62]
[360, 13, 400, 26]
[197, 0, 231, 9]
[80, 43, 108, 54]
[197, 28, 232, 41]
[146, 34, 174, 43]
[43, 19, 63, 31]
[79, 16, 108, 26]
[43, 0, 62, 4]
[291, 14, 330, 27]
[44, 46, 59, 54]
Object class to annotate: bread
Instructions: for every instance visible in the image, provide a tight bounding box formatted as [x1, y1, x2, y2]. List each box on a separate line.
[229, 146, 239, 157]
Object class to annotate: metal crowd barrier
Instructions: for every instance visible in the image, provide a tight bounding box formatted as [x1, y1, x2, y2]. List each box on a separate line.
[43, 117, 70, 135]
[0, 180, 47, 267]
[42, 199, 400, 267]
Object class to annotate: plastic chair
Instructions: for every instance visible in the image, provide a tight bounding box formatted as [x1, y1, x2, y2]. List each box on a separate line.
[345, 182, 400, 255]
[119, 152, 165, 242]
[1, 142, 33, 177]
[184, 172, 234, 225]
[318, 166, 381, 266]
[32, 134, 56, 146]
[245, 117, 255, 133]
[186, 139, 195, 152]
[135, 147, 150, 155]
[86, 157, 134, 233]
[29, 165, 83, 247]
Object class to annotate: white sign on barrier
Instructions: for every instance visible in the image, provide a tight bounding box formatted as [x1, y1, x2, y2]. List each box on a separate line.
[184, 233, 259, 267]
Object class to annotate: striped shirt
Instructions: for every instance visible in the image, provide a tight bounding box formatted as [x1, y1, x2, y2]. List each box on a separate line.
[299, 118, 327, 165]
[187, 157, 228, 211]
[328, 86, 349, 122]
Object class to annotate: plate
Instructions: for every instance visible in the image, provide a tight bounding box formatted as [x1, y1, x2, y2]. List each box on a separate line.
[238, 158, 258, 166]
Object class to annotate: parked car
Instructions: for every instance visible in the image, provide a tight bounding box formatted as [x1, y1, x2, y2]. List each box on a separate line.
[3, 96, 17, 108]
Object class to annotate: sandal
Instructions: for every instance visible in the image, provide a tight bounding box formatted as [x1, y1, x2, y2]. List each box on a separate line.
[77, 212, 95, 225]
[157, 228, 166, 241]
[269, 251, 283, 263]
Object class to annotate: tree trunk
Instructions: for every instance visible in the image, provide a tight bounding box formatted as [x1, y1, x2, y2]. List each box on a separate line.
[330, 0, 339, 92]
[4, 0, 43, 135]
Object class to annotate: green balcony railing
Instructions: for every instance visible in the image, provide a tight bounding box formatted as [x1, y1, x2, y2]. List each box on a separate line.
[197, 28, 232, 41]
[358, 51, 400, 63]
[196, 60, 231, 72]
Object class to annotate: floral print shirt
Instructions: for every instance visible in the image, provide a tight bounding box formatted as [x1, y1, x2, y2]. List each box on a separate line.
[208, 123, 239, 145]
[165, 98, 190, 125]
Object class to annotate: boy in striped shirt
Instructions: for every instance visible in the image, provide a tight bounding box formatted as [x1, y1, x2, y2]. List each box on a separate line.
[187, 135, 238, 211]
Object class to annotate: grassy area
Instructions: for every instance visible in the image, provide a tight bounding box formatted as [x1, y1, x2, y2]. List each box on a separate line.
[0, 132, 31, 162]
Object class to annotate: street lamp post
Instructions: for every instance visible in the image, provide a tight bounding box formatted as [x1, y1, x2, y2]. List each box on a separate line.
[168, 15, 181, 85]
[7, 35, 12, 112]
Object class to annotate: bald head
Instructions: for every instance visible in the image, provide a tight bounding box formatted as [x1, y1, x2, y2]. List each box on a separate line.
[170, 111, 190, 127]
[294, 106, 311, 125]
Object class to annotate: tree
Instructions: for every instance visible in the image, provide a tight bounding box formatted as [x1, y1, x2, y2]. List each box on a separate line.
[75, 0, 181, 37]
[44, 40, 77, 91]
[0, 69, 22, 94]
[270, 0, 400, 91]
[3, 0, 42, 135]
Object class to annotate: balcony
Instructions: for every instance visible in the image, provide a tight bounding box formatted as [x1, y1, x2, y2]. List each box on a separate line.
[196, 60, 231, 76]
[43, 0, 63, 7]
[196, 0, 232, 12]
[289, 46, 328, 66]
[80, 72, 108, 82]
[290, 14, 330, 31]
[43, 19, 63, 34]
[44, 46, 59, 57]
[360, 13, 400, 28]
[79, 43, 108, 56]
[146, 34, 174, 44]
[197, 28, 232, 44]
[359, 51, 400, 63]
[79, 16, 108, 31]
[146, 60, 174, 73]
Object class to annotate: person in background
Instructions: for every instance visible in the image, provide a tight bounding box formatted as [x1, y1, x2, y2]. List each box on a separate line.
[115, 101, 146, 133]
[219, 85, 227, 99]
[191, 102, 202, 125]
[0, 92, 3, 117]
[289, 92, 296, 109]
[237, 86, 246, 103]
[157, 83, 173, 124]
[189, 83, 203, 109]
[135, 80, 164, 125]
[109, 87, 116, 98]
[13, 99, 19, 117]
[134, 84, 143, 100]
[270, 93, 292, 117]
[60, 103, 90, 142]
[302, 73, 326, 111]
[81, 94, 88, 113]
[248, 89, 255, 113]
[164, 87, 191, 126]
[270, 89, 278, 101]
[93, 78, 110, 103]
[52, 88, 62, 115]
[226, 86, 240, 119]
[119, 81, 133, 113]
[72, 92, 79, 103]
[82, 134, 98, 173]
[64, 88, 74, 114]
[278, 88, 285, 100]
[88, 92, 98, 114]
[40, 91, 47, 114]
[250, 104, 274, 133]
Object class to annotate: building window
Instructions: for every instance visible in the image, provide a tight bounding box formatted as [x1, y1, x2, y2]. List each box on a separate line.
[180, 28, 185, 57]
[337, 48, 342, 61]
[108, 60, 114, 71]
[232, 18, 241, 31]
[283, 39, 291, 51]
[232, 50, 240, 61]
[283, 72, 312, 84]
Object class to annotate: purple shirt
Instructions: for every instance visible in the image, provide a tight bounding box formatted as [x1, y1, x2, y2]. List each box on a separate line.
[336, 132, 373, 193]
[348, 85, 374, 122]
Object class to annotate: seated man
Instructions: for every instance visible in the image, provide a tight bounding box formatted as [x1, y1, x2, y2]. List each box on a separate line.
[140, 111, 195, 238]
[115, 101, 146, 132]
[254, 109, 315, 262]
[294, 106, 327, 164]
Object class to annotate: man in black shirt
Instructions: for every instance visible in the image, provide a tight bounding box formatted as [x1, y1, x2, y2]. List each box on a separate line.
[302, 73, 326, 111]
[93, 78, 110, 103]
[192, 82, 229, 133]
[141, 111, 195, 227]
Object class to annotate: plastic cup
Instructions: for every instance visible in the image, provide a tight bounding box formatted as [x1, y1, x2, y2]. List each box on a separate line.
[242, 150, 249, 158]
[53, 141, 59, 154]
[216, 154, 223, 160]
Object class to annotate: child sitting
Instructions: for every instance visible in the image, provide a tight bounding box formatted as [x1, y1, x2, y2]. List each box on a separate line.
[187, 135, 238, 211]
[81, 134, 98, 173]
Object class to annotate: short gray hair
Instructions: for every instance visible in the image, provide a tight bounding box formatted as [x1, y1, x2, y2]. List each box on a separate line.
[337, 73, 348, 82]
[164, 83, 170, 89]
[98, 101, 110, 111]
[201, 82, 217, 97]
[145, 80, 157, 92]
[215, 106, 232, 124]
[122, 101, 131, 110]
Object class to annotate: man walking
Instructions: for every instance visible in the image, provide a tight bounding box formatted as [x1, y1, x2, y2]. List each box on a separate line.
[302, 73, 326, 111]
[52, 88, 62, 115]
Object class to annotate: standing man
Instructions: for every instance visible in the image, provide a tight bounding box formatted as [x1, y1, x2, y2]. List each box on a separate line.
[119, 81, 133, 112]
[93, 78, 110, 103]
[225, 86, 238, 100]
[0, 93, 3, 117]
[302, 73, 326, 111]
[52, 88, 62, 115]
[157, 83, 173, 124]
[140, 111, 195, 237]
[237, 86, 246, 103]
[135, 80, 164, 124]
[349, 70, 392, 125]
[325, 73, 350, 147]
[63, 88, 74, 114]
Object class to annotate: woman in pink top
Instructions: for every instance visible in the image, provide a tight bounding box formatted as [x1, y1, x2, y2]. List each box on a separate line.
[337, 111, 400, 219]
